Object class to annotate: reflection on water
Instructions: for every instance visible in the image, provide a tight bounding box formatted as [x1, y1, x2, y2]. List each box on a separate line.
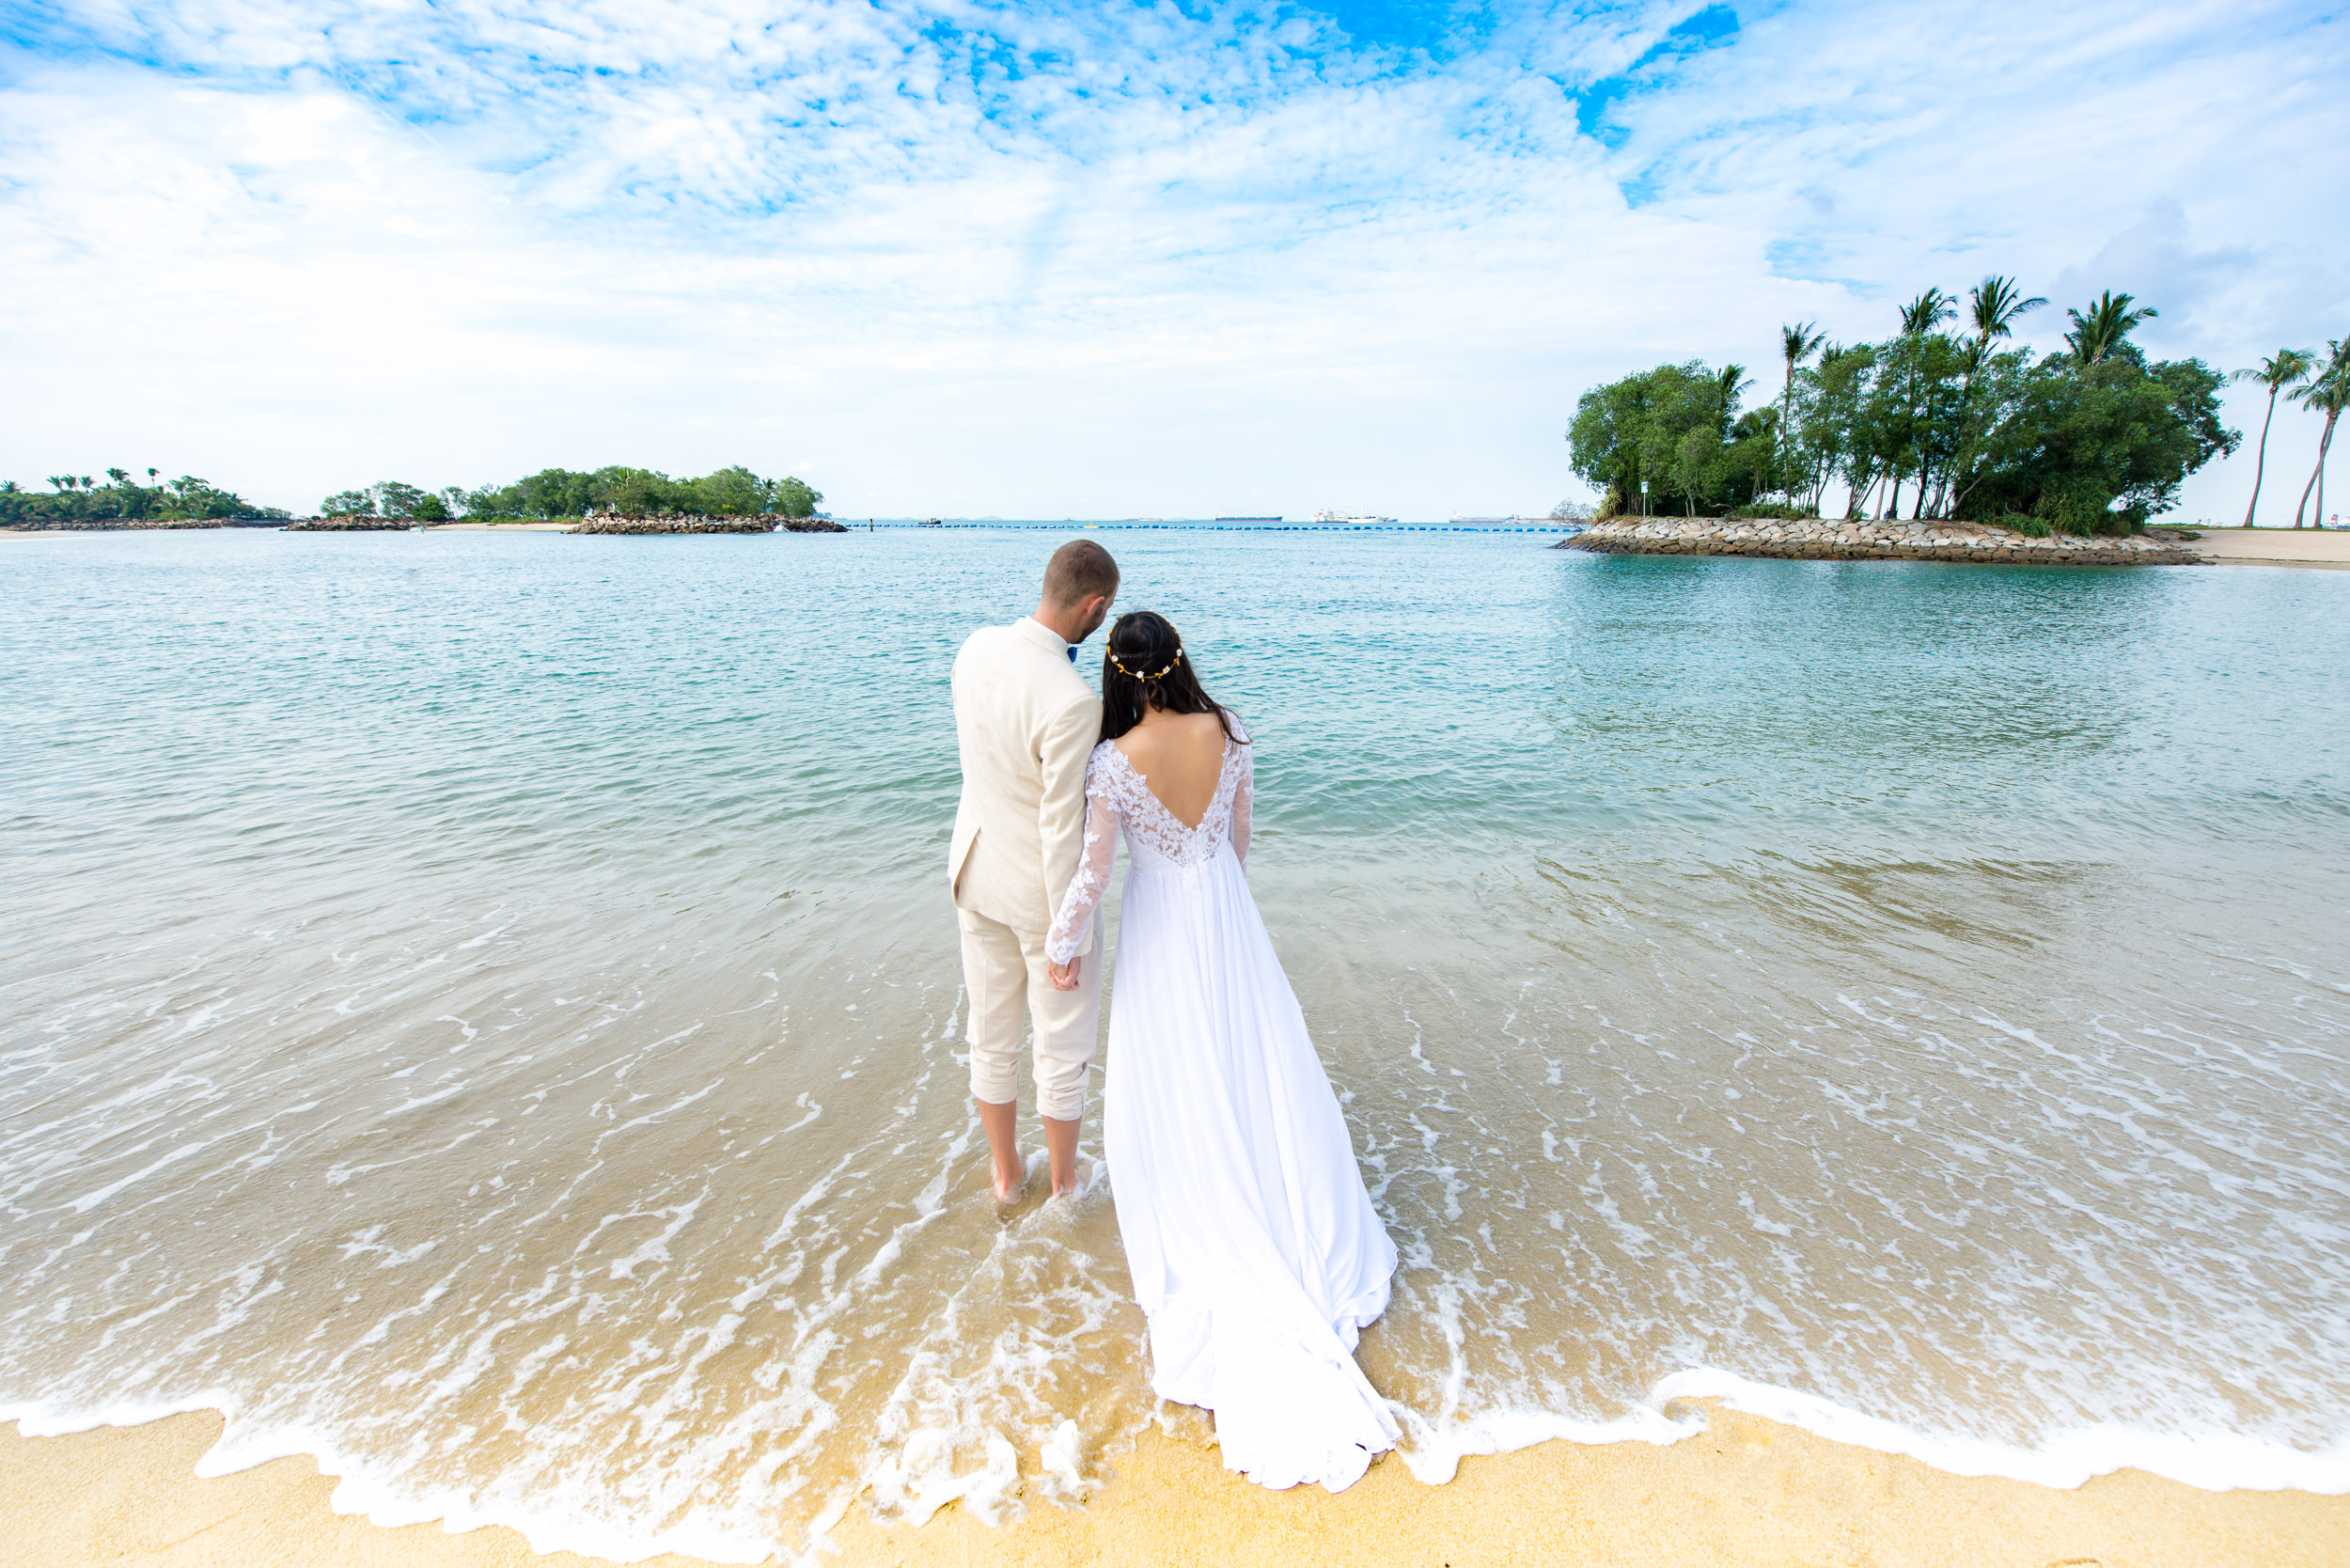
[2, 531, 2346, 1559]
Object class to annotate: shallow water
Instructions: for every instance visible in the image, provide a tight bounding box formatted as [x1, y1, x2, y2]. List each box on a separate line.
[3, 529, 2346, 1560]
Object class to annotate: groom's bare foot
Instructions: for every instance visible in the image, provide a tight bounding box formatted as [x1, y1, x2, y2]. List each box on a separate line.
[992, 1152, 1028, 1204]
[976, 1097, 1026, 1205]
[1043, 1114, 1081, 1199]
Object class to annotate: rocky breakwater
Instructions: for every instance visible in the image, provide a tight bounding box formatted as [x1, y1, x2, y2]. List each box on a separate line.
[1561, 517, 2202, 566]
[284, 515, 409, 531]
[570, 514, 849, 535]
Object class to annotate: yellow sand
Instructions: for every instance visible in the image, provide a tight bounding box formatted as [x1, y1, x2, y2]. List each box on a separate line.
[7, 1406, 2344, 1567]
[2183, 527, 2350, 567]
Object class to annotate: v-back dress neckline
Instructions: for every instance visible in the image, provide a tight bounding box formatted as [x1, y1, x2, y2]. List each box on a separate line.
[1104, 735, 1242, 837]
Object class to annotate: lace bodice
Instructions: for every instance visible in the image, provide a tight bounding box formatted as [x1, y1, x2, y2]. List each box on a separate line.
[1044, 722, 1253, 964]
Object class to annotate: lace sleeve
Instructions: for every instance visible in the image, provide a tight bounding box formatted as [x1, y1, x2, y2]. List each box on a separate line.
[1045, 749, 1119, 966]
[1229, 714, 1252, 869]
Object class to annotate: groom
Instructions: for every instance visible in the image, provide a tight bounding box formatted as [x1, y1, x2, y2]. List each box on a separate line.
[949, 539, 1120, 1201]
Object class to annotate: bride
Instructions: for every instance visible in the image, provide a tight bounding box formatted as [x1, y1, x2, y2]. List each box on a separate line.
[1042, 610, 1400, 1492]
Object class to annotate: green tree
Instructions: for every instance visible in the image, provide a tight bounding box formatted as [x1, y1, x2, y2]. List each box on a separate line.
[1567, 369, 1663, 516]
[2231, 349, 2314, 527]
[1795, 342, 1873, 516]
[1966, 350, 2238, 532]
[689, 464, 775, 515]
[584, 466, 684, 514]
[1568, 362, 1757, 517]
[1641, 363, 1738, 515]
[2063, 290, 2157, 366]
[374, 481, 431, 519]
[771, 475, 822, 518]
[512, 469, 596, 517]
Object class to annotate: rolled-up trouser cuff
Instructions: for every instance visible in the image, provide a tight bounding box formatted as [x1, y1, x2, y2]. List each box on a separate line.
[959, 905, 1101, 1121]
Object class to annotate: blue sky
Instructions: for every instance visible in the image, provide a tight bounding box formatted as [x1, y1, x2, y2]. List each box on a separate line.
[3, 0, 2344, 519]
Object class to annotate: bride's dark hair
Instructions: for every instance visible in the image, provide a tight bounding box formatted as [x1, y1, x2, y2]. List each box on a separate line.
[1100, 610, 1246, 745]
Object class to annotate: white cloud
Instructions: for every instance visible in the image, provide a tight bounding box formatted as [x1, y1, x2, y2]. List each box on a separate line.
[2, 0, 2343, 519]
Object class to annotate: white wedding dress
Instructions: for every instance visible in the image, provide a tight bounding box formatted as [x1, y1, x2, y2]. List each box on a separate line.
[1045, 720, 1401, 1491]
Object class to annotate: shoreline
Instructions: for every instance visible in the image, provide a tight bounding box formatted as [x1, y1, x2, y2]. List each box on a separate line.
[8, 1403, 2347, 1568]
[10, 518, 2350, 567]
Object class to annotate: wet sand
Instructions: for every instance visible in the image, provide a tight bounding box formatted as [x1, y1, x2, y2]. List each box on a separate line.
[8, 1407, 2345, 1568]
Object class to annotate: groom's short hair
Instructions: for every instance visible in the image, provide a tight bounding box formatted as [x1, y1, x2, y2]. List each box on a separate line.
[1043, 539, 1120, 605]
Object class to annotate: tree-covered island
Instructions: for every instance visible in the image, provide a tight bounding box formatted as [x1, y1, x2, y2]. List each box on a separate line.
[0, 463, 826, 528]
[1566, 283, 2306, 535]
[0, 470, 288, 525]
[324, 465, 822, 522]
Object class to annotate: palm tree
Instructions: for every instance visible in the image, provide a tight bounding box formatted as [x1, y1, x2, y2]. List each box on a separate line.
[1968, 274, 2045, 352]
[2064, 290, 2158, 365]
[1900, 289, 1955, 337]
[1883, 291, 1955, 516]
[2288, 339, 2349, 529]
[106, 467, 128, 485]
[1716, 362, 1751, 431]
[1778, 321, 1825, 502]
[2231, 349, 2314, 527]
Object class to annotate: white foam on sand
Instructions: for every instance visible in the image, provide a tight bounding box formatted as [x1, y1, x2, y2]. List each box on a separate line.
[1644, 1369, 2350, 1495]
[1388, 1370, 2350, 1499]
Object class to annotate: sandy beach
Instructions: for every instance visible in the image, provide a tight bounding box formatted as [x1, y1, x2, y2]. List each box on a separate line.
[2180, 527, 2350, 567]
[8, 1406, 2346, 1567]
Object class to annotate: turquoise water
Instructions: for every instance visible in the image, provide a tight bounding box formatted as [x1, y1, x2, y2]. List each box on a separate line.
[3, 529, 2346, 1557]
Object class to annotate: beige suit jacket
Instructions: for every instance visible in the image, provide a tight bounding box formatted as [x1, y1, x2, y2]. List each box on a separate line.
[949, 618, 1103, 953]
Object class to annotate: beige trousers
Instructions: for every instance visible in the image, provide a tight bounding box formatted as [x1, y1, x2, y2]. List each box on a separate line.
[958, 906, 1103, 1121]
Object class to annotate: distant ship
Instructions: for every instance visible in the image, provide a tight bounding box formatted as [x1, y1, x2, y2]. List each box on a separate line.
[1312, 510, 1398, 525]
[1450, 515, 1546, 525]
[1214, 515, 1281, 523]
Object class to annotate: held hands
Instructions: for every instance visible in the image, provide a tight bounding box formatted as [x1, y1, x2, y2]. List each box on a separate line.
[1047, 955, 1082, 992]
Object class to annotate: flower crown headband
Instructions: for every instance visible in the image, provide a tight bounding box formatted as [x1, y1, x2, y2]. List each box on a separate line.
[1108, 641, 1183, 682]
